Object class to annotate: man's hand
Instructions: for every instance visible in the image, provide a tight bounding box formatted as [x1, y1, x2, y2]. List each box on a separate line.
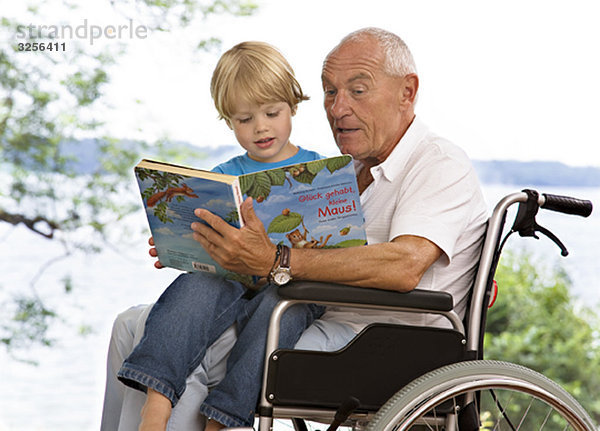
[148, 236, 165, 269]
[191, 197, 276, 277]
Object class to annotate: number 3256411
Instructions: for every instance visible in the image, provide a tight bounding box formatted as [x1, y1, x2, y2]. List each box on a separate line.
[17, 42, 66, 52]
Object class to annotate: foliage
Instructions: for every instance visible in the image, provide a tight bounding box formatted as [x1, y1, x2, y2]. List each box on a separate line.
[0, 0, 257, 354]
[484, 250, 600, 423]
[137, 168, 187, 223]
[1, 296, 57, 351]
[246, 157, 353, 241]
[239, 157, 352, 202]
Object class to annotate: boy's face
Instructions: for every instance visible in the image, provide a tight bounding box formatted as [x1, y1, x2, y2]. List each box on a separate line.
[229, 101, 296, 163]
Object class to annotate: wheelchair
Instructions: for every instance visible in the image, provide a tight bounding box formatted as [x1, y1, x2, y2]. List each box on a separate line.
[255, 189, 595, 431]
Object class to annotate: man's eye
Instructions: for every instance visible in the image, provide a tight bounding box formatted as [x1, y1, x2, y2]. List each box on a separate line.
[323, 88, 336, 96]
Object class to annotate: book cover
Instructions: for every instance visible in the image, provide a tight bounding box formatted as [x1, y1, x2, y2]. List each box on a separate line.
[135, 155, 366, 282]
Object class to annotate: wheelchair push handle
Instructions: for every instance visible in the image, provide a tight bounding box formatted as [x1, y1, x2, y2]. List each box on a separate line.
[511, 189, 593, 257]
[541, 193, 593, 217]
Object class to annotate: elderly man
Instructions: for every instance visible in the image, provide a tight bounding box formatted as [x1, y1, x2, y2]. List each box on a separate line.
[101, 27, 487, 430]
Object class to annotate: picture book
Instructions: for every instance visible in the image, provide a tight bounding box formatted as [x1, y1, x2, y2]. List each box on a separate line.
[135, 155, 367, 283]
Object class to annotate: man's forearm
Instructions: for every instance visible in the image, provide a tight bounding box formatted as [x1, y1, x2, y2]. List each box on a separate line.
[289, 236, 442, 292]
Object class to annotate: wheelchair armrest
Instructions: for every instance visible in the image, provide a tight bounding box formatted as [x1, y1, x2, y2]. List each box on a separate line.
[277, 281, 454, 312]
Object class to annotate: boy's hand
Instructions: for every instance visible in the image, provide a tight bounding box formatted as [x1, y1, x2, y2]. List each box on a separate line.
[191, 197, 276, 277]
[148, 236, 165, 269]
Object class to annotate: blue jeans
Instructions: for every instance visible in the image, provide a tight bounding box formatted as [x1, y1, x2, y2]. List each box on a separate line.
[117, 272, 324, 427]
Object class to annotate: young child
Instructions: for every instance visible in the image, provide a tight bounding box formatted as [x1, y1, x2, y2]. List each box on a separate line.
[112, 41, 326, 431]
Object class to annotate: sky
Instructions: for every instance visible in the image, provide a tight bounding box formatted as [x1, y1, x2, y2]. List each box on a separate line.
[5, 0, 600, 167]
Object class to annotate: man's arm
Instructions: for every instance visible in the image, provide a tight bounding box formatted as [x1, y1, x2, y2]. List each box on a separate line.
[191, 197, 442, 292]
[291, 235, 442, 292]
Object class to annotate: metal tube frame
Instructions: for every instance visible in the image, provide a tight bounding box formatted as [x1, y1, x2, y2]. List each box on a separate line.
[466, 191, 545, 353]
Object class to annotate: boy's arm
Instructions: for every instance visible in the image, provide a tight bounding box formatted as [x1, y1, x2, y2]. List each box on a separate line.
[191, 198, 442, 292]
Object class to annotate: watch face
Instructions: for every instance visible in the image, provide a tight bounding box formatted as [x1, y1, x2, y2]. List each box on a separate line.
[273, 269, 291, 285]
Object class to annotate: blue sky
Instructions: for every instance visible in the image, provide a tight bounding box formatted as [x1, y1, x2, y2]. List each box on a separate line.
[5, 0, 600, 167]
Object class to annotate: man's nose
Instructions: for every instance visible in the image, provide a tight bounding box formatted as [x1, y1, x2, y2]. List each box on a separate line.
[328, 91, 352, 119]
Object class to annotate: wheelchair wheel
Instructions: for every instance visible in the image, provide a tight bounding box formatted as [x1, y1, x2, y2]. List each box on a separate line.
[367, 360, 596, 431]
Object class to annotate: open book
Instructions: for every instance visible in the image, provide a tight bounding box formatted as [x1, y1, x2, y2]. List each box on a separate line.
[135, 155, 367, 282]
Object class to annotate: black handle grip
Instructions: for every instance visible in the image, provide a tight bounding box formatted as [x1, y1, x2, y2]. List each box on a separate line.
[542, 193, 593, 217]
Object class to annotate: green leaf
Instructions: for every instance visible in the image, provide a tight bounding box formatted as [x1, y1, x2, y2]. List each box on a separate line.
[267, 212, 302, 233]
[333, 239, 368, 248]
[326, 156, 352, 173]
[306, 159, 327, 175]
[243, 171, 271, 200]
[239, 174, 254, 195]
[290, 170, 316, 184]
[266, 168, 286, 186]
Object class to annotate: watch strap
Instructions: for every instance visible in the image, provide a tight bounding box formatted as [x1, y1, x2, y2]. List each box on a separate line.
[279, 244, 291, 269]
[267, 244, 282, 279]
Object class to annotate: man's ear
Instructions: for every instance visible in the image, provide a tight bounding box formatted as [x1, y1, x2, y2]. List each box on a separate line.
[401, 73, 419, 105]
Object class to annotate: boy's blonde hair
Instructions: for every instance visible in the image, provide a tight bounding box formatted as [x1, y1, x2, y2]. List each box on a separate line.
[211, 41, 308, 122]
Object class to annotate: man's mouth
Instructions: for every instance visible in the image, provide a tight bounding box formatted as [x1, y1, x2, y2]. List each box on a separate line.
[337, 128, 359, 134]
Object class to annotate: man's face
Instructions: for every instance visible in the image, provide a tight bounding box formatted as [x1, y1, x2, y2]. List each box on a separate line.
[321, 37, 414, 163]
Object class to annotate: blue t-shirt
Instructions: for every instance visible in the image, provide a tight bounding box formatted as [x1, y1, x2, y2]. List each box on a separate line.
[211, 147, 323, 175]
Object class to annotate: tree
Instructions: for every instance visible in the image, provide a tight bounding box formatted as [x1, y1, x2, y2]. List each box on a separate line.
[0, 0, 257, 353]
[484, 250, 600, 423]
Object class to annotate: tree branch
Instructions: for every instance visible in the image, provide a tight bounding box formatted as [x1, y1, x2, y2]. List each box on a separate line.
[0, 209, 60, 239]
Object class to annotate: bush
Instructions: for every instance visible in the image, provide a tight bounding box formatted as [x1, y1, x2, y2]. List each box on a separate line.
[484, 250, 600, 422]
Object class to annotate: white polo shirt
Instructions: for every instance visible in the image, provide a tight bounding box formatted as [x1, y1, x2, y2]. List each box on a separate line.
[321, 117, 488, 332]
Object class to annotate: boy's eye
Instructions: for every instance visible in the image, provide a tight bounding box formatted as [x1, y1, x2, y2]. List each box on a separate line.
[267, 111, 280, 117]
[238, 117, 251, 123]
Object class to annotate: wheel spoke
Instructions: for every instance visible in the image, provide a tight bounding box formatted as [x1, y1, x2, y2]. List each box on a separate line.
[367, 361, 595, 431]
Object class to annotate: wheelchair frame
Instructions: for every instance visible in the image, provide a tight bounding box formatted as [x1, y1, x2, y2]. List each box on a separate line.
[256, 189, 594, 431]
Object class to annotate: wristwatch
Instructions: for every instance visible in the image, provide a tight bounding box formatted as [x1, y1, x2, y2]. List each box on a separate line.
[270, 245, 292, 286]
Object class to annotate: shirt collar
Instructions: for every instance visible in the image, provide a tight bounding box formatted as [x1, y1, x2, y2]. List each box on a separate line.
[366, 116, 428, 183]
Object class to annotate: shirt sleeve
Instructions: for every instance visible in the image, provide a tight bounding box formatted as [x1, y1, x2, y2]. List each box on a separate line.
[389, 148, 481, 265]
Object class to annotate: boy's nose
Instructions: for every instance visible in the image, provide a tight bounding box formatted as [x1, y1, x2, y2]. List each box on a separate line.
[255, 119, 268, 134]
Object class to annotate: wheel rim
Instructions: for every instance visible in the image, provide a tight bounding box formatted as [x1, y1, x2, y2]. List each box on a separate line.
[383, 376, 590, 431]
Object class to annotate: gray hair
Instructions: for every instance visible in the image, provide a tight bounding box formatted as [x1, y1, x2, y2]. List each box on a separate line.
[331, 27, 417, 77]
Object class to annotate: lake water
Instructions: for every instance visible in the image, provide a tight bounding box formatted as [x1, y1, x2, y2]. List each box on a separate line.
[0, 184, 598, 431]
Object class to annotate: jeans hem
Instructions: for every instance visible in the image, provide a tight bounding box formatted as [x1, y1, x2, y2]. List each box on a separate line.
[117, 365, 179, 407]
[199, 403, 250, 428]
